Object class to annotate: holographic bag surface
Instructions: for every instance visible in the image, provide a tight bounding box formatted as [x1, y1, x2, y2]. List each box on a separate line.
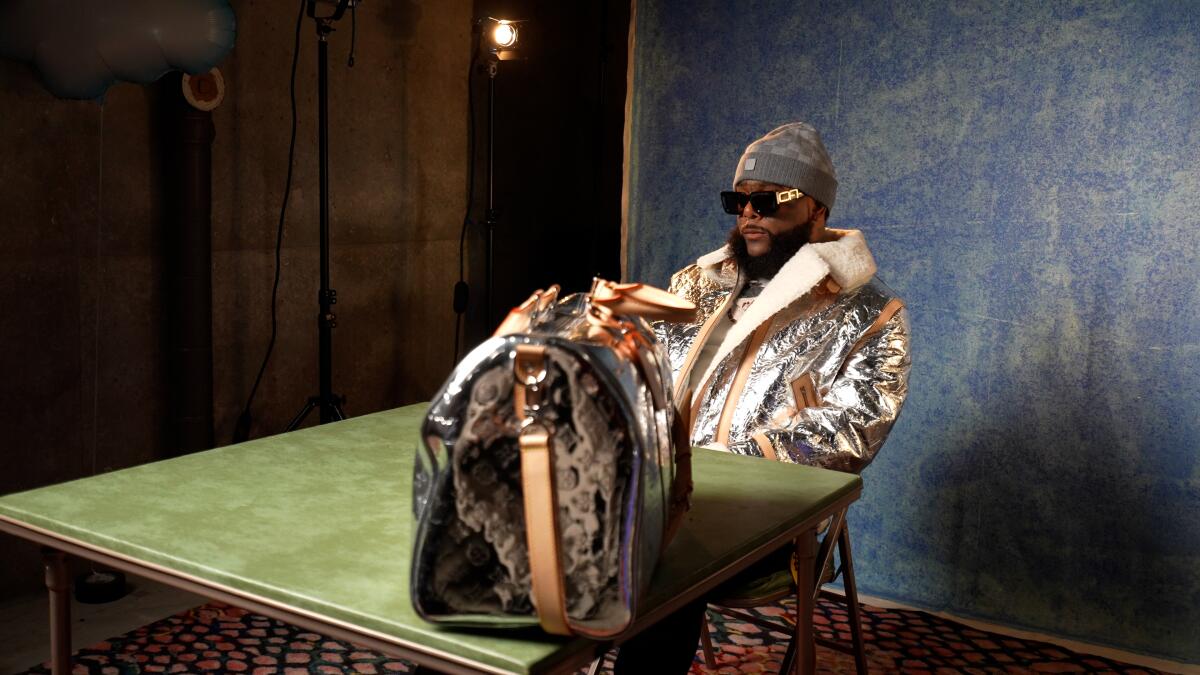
[410, 280, 695, 638]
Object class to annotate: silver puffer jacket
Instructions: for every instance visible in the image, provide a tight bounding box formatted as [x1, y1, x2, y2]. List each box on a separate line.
[655, 229, 911, 473]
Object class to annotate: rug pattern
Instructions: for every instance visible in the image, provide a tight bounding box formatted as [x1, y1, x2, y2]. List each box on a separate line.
[19, 598, 1166, 674]
[700, 596, 1166, 674]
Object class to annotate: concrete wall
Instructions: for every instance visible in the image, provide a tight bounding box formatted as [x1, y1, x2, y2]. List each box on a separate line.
[625, 0, 1200, 664]
[0, 0, 472, 597]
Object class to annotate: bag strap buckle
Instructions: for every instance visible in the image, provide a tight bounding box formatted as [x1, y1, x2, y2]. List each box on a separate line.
[514, 344, 548, 422]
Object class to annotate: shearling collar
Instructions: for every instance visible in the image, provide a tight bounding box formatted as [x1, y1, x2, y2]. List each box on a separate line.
[688, 228, 877, 404]
[695, 228, 876, 291]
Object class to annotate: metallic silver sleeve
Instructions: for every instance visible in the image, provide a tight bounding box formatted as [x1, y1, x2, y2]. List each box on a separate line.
[730, 307, 911, 473]
[655, 263, 734, 392]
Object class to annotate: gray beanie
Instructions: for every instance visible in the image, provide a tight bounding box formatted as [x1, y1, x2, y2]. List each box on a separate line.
[733, 122, 837, 210]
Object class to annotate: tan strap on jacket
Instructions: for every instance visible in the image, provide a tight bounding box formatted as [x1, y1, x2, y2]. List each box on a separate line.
[518, 424, 572, 636]
[664, 392, 695, 546]
[839, 298, 906, 376]
[791, 373, 821, 410]
[715, 321, 774, 446]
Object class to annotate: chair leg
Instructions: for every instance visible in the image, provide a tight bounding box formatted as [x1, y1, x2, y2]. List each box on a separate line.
[699, 611, 717, 668]
[838, 525, 868, 675]
[812, 509, 847, 602]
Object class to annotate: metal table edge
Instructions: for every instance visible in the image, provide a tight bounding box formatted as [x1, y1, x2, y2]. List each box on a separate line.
[0, 514, 540, 675]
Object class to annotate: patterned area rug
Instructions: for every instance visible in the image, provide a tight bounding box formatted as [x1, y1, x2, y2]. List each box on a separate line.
[19, 598, 1165, 674]
[701, 597, 1166, 674]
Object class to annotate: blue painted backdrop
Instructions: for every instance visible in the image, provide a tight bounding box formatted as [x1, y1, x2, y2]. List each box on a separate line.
[625, 0, 1200, 662]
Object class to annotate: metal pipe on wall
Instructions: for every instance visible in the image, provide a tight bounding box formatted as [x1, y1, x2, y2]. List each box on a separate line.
[167, 70, 224, 456]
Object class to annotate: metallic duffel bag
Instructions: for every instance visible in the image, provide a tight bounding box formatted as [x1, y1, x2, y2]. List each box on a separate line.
[411, 279, 696, 638]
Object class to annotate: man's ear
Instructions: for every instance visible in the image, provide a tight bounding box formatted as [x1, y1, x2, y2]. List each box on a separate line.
[812, 204, 828, 228]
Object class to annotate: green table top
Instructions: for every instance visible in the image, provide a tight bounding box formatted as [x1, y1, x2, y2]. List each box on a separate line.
[0, 403, 860, 674]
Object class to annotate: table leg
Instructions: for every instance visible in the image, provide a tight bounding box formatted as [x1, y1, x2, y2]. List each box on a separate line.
[42, 548, 71, 675]
[793, 529, 817, 675]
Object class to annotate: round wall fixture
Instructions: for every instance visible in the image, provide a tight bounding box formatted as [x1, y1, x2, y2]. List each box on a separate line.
[182, 67, 225, 111]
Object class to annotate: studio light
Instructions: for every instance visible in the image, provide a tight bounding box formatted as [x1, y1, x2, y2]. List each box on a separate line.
[457, 14, 527, 338]
[481, 16, 522, 61]
[492, 21, 517, 49]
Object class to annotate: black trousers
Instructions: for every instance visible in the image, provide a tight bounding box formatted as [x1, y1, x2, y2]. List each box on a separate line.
[612, 544, 794, 674]
[612, 596, 708, 674]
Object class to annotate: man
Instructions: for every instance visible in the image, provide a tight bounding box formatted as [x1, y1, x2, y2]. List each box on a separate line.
[614, 122, 911, 672]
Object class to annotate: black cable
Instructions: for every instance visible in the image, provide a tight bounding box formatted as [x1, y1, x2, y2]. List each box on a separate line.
[233, 0, 305, 444]
[453, 30, 481, 365]
[347, 1, 357, 67]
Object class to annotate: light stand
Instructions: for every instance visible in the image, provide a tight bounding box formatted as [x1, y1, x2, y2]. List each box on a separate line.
[484, 59, 498, 329]
[479, 18, 521, 331]
[288, 0, 351, 430]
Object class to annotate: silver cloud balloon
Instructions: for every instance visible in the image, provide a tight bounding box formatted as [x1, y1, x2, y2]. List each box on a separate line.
[0, 0, 235, 100]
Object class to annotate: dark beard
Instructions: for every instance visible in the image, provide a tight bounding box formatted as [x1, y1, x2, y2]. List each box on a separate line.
[726, 221, 813, 280]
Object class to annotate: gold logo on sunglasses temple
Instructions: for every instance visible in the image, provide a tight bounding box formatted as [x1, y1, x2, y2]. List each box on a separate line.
[775, 188, 805, 204]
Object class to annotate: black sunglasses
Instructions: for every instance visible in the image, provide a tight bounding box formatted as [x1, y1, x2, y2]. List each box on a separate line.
[720, 188, 806, 216]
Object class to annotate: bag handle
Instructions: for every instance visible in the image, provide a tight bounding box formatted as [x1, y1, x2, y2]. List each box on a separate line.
[518, 424, 572, 635]
[591, 279, 697, 323]
[584, 280, 696, 546]
[513, 344, 572, 635]
[506, 281, 696, 632]
[494, 285, 561, 337]
[496, 279, 695, 339]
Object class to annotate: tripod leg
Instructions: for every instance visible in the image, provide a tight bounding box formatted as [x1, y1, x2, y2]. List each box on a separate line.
[287, 399, 319, 431]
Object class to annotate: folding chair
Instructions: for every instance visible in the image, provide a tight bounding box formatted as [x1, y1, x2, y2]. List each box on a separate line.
[700, 507, 868, 674]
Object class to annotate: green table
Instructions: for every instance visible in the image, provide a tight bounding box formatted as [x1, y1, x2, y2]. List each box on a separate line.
[0, 404, 860, 675]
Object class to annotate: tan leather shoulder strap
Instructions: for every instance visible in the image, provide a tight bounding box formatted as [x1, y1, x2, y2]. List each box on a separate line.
[845, 298, 905, 358]
[512, 347, 570, 636]
[752, 432, 778, 461]
[872, 298, 905, 335]
[715, 320, 774, 446]
[518, 424, 572, 636]
[664, 394, 694, 546]
[675, 297, 732, 406]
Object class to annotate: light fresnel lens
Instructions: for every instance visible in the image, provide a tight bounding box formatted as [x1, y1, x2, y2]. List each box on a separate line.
[492, 22, 518, 48]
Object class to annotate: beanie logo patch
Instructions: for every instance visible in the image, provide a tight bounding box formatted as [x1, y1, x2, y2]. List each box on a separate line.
[745, 158, 756, 171]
